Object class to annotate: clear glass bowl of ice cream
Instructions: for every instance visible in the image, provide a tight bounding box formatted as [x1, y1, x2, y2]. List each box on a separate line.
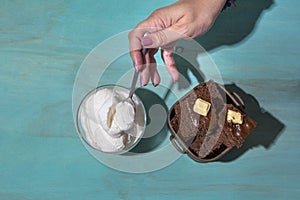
[76, 85, 146, 154]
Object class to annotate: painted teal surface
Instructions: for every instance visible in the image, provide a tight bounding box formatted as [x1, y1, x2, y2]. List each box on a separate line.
[0, 0, 299, 199]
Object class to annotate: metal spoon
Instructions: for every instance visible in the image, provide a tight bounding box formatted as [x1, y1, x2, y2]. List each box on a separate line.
[107, 48, 146, 129]
[123, 48, 147, 109]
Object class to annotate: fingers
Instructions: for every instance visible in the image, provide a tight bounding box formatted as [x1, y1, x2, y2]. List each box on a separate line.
[139, 48, 160, 86]
[129, 28, 180, 85]
[128, 28, 146, 71]
[130, 50, 143, 72]
[141, 27, 185, 49]
[130, 32, 179, 85]
[128, 6, 183, 85]
[137, 25, 182, 84]
[128, 28, 158, 71]
[149, 49, 160, 86]
[139, 50, 150, 86]
[161, 45, 179, 82]
[129, 27, 162, 86]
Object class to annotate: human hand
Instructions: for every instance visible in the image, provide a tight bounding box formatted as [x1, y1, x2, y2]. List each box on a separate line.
[129, 0, 226, 86]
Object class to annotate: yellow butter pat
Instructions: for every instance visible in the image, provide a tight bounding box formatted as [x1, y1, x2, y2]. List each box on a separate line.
[193, 98, 211, 116]
[227, 109, 243, 124]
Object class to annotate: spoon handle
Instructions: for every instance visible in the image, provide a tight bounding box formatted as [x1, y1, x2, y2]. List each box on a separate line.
[128, 70, 139, 98]
[128, 48, 147, 99]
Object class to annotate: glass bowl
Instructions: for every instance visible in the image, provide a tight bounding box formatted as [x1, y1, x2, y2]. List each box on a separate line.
[76, 85, 146, 154]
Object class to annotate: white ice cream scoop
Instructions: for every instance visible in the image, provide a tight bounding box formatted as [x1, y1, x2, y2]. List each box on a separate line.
[106, 98, 135, 132]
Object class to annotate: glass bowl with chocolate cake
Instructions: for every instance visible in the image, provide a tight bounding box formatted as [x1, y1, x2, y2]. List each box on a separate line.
[168, 80, 256, 162]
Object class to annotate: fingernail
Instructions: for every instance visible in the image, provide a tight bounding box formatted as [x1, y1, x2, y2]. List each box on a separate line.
[140, 78, 147, 87]
[141, 36, 153, 46]
[152, 82, 159, 87]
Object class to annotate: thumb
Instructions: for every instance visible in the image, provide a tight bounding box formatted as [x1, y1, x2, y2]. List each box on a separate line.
[141, 27, 184, 49]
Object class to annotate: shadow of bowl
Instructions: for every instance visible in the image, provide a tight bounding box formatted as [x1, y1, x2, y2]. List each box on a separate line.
[129, 88, 169, 153]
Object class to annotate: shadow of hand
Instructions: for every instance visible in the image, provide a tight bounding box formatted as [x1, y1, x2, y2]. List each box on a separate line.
[173, 0, 275, 90]
[197, 0, 274, 50]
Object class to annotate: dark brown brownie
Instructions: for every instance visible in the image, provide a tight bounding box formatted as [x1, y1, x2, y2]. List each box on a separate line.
[169, 80, 256, 159]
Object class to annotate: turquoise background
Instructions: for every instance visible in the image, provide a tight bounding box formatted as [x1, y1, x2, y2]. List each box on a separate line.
[0, 0, 299, 199]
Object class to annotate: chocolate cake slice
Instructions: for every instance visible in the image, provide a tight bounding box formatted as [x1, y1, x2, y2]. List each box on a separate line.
[168, 80, 256, 161]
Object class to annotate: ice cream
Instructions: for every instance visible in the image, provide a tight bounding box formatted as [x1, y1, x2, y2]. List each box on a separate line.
[79, 86, 145, 153]
[112, 101, 135, 133]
